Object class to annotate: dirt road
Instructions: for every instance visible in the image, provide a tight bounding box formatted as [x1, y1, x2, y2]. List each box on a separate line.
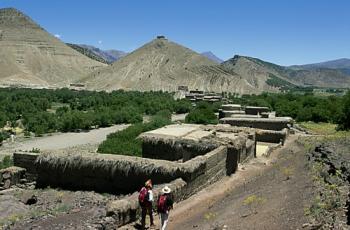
[167, 135, 314, 230]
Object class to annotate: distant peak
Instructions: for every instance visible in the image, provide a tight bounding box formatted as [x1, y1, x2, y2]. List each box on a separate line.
[201, 51, 223, 63]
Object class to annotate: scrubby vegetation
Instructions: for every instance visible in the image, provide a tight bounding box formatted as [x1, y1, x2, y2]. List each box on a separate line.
[97, 110, 172, 156]
[0, 88, 188, 136]
[266, 73, 294, 90]
[0, 87, 349, 151]
[185, 102, 218, 125]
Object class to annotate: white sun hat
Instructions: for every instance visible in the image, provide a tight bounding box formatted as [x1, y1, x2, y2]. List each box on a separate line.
[161, 186, 171, 194]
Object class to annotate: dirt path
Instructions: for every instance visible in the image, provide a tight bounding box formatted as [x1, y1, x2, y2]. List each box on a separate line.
[165, 135, 314, 230]
[0, 124, 129, 156]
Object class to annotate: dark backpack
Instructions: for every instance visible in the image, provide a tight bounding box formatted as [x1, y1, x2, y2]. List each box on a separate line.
[138, 187, 148, 205]
[157, 195, 167, 213]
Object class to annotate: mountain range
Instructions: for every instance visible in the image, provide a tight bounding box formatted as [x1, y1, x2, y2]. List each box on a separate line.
[67, 44, 127, 64]
[0, 7, 349, 92]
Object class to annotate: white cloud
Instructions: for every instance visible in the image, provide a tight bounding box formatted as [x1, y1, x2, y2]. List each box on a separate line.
[54, 34, 61, 39]
[98, 40, 102, 44]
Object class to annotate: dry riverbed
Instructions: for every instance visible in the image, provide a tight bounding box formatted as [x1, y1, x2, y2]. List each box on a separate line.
[0, 124, 129, 157]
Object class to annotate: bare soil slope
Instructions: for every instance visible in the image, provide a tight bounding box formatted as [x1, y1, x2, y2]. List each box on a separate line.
[0, 8, 106, 88]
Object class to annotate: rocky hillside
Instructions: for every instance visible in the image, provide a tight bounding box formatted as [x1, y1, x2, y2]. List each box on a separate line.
[83, 37, 267, 94]
[221, 56, 296, 90]
[0, 8, 106, 88]
[66, 43, 110, 64]
[222, 55, 350, 88]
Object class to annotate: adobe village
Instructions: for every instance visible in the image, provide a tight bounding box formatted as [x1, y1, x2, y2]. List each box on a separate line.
[0, 6, 349, 230]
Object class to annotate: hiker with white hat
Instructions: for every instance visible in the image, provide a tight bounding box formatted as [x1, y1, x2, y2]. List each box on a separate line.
[157, 186, 174, 230]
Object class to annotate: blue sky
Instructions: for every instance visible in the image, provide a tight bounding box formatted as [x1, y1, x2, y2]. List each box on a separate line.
[1, 0, 349, 65]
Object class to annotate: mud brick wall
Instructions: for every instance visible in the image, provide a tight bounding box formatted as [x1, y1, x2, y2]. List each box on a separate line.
[245, 106, 270, 115]
[35, 153, 184, 194]
[13, 152, 39, 177]
[31, 145, 232, 194]
[256, 128, 288, 144]
[220, 117, 290, 131]
[142, 139, 217, 162]
[219, 110, 245, 119]
[182, 146, 229, 196]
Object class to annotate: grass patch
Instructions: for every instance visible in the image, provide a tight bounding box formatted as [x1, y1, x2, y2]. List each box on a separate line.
[299, 122, 350, 138]
[243, 195, 266, 206]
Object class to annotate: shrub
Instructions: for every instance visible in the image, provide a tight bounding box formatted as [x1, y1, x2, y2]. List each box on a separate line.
[337, 91, 350, 130]
[185, 102, 218, 125]
[174, 99, 192, 114]
[0, 131, 10, 144]
[0, 155, 13, 169]
[97, 113, 171, 156]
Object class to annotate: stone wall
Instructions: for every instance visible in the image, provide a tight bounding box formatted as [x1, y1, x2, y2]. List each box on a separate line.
[0, 166, 26, 189]
[220, 117, 291, 131]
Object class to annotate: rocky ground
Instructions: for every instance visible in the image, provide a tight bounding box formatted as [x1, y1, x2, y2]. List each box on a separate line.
[304, 137, 350, 228]
[0, 185, 121, 229]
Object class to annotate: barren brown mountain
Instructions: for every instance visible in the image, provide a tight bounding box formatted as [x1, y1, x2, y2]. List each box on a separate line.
[0, 8, 106, 88]
[83, 37, 278, 94]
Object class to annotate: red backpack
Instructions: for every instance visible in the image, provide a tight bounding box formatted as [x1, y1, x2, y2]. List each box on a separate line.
[138, 187, 148, 205]
[157, 195, 167, 213]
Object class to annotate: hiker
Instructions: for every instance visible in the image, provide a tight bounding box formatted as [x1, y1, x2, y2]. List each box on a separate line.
[139, 179, 155, 229]
[157, 186, 173, 230]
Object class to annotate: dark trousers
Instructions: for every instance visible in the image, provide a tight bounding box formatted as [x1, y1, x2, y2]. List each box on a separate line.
[141, 205, 154, 228]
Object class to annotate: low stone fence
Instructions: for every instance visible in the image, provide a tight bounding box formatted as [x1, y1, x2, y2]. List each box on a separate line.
[0, 166, 26, 189]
